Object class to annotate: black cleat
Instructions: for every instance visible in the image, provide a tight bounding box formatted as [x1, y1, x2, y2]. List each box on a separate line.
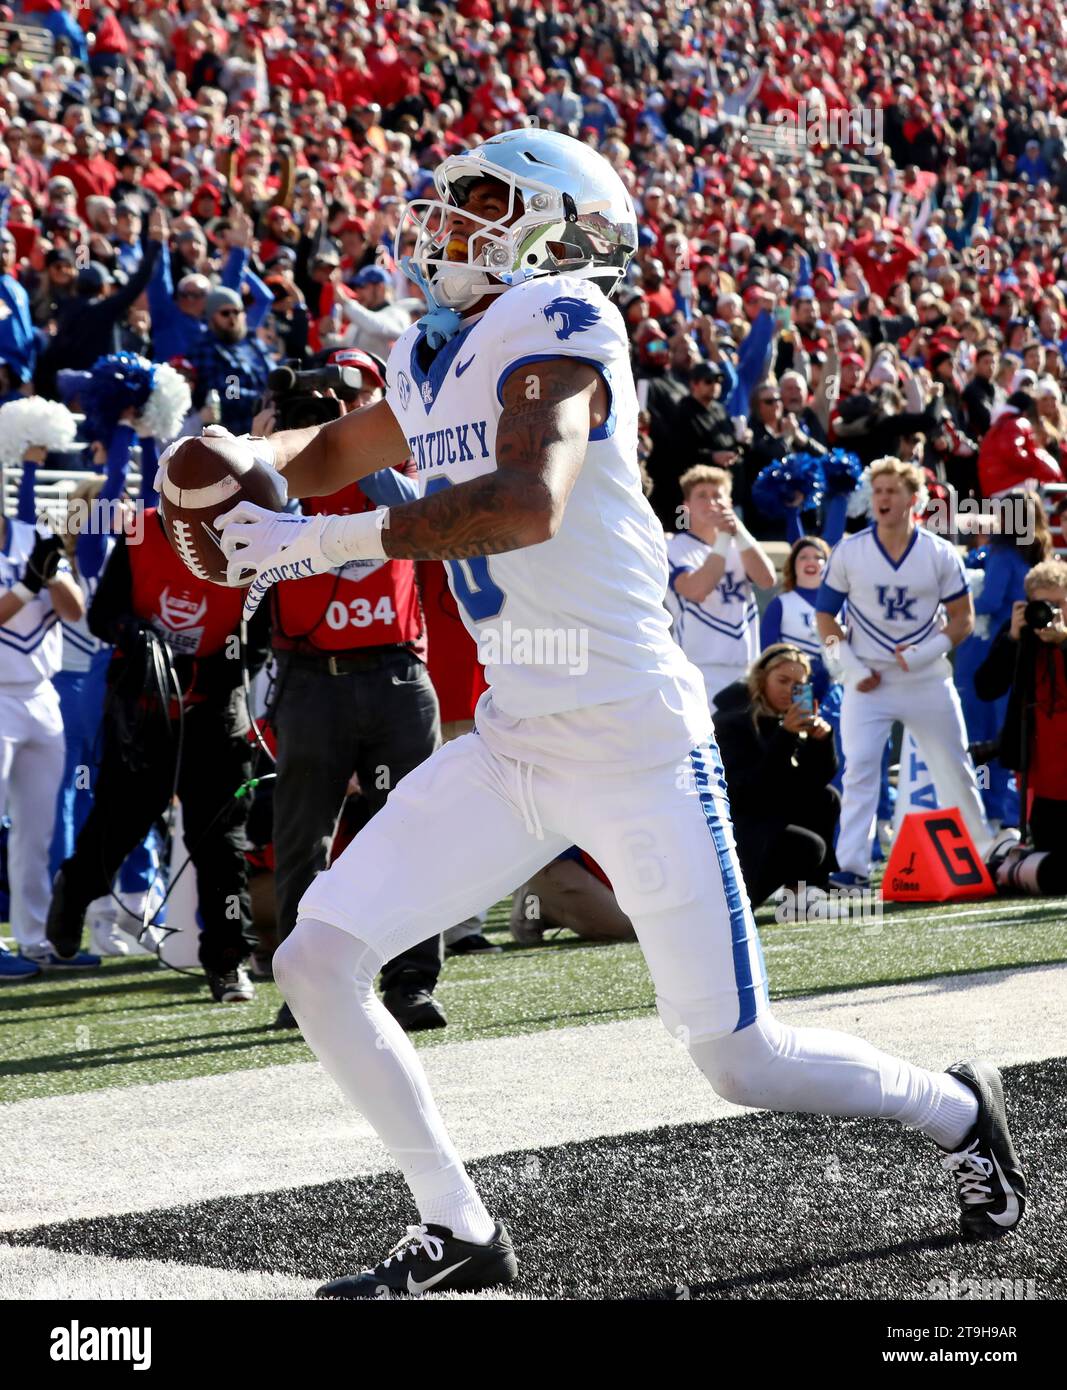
[273, 1001, 299, 1030]
[383, 987, 447, 1031]
[942, 1060, 1027, 1241]
[44, 866, 85, 961]
[316, 1222, 518, 1300]
[446, 932, 502, 957]
[206, 966, 255, 1003]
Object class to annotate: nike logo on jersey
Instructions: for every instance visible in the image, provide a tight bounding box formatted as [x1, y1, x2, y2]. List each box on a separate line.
[455, 355, 475, 378]
[407, 420, 491, 472]
[406, 1259, 471, 1295]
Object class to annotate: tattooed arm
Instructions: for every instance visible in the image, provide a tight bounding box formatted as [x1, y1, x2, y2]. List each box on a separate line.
[219, 360, 608, 614]
[382, 359, 607, 559]
[272, 399, 414, 498]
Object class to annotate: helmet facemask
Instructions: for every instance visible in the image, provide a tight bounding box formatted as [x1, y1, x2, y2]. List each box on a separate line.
[400, 157, 630, 311]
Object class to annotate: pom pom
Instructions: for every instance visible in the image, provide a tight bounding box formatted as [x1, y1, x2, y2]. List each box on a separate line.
[0, 396, 80, 467]
[137, 362, 192, 444]
[822, 448, 863, 496]
[847, 466, 873, 520]
[81, 353, 157, 446]
[751, 450, 825, 520]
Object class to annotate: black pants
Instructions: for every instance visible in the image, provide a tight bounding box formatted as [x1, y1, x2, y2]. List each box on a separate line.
[735, 785, 842, 906]
[1029, 797, 1067, 894]
[57, 690, 254, 973]
[272, 649, 443, 994]
[1030, 796, 1067, 853]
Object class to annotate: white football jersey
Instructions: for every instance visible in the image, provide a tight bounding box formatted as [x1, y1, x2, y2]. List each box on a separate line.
[664, 535, 760, 671]
[817, 523, 969, 670]
[385, 275, 709, 765]
[0, 518, 64, 687]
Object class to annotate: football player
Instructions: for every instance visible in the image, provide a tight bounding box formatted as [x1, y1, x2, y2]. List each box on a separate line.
[164, 132, 1025, 1296]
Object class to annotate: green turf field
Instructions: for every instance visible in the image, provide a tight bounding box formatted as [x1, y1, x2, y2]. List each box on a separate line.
[3, 891, 1066, 1105]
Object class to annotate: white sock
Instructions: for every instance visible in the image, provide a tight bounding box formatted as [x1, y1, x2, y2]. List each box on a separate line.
[690, 1012, 979, 1150]
[273, 918, 496, 1245]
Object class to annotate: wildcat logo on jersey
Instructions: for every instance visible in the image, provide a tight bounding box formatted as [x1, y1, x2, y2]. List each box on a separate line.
[543, 296, 600, 340]
[717, 572, 748, 605]
[876, 584, 918, 621]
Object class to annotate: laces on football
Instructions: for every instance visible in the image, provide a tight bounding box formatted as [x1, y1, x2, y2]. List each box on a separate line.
[379, 1225, 445, 1269]
[943, 1138, 995, 1205]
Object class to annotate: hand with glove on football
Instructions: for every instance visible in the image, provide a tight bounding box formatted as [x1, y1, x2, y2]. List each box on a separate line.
[155, 421, 395, 620]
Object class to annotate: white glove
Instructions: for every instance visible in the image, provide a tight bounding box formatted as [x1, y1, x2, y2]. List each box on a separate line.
[153, 433, 191, 491]
[217, 501, 389, 620]
[895, 630, 951, 673]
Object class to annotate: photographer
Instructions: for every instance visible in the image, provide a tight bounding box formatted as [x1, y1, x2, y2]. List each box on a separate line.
[714, 645, 840, 907]
[45, 510, 271, 1002]
[974, 559, 1067, 888]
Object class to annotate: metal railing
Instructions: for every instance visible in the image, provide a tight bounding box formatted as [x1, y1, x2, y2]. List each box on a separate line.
[0, 21, 56, 62]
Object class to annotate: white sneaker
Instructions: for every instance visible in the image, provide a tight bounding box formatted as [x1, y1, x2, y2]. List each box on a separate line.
[89, 916, 132, 957]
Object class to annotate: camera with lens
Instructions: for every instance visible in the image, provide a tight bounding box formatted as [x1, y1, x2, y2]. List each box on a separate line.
[265, 363, 363, 430]
[1024, 599, 1057, 631]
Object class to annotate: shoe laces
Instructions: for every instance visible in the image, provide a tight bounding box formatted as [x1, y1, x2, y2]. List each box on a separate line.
[943, 1137, 994, 1205]
[379, 1225, 445, 1270]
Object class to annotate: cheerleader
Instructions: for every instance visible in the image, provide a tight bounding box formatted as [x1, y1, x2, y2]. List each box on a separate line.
[51, 355, 189, 953]
[0, 397, 88, 976]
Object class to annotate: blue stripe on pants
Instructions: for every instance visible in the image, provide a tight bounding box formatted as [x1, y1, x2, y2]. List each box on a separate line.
[688, 743, 768, 1032]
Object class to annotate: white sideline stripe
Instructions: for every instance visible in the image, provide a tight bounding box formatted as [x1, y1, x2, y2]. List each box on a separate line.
[2, 962, 1065, 1234]
[0, 1245, 317, 1301]
[0, 1246, 515, 1301]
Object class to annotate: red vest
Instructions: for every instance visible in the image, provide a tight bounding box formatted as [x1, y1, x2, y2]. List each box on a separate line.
[131, 511, 244, 659]
[273, 484, 423, 653]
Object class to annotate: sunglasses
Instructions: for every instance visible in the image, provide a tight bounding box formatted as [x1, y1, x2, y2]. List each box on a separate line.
[215, 308, 242, 318]
[760, 394, 781, 404]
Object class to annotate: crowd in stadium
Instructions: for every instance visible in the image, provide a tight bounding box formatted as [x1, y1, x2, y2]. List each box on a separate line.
[1, 0, 1067, 1015]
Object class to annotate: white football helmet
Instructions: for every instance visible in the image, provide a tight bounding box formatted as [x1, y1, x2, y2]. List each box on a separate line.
[398, 128, 639, 311]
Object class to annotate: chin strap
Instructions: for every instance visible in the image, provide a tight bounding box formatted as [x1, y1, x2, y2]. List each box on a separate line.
[402, 256, 464, 349]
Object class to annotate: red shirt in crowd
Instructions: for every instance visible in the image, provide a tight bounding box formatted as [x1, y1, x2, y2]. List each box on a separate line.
[47, 154, 119, 211]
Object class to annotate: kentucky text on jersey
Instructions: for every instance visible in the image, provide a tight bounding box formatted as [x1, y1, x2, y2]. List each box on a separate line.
[407, 420, 491, 472]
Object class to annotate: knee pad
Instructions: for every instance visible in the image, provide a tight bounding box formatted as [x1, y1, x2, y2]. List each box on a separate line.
[687, 1014, 786, 1109]
[275, 916, 384, 1004]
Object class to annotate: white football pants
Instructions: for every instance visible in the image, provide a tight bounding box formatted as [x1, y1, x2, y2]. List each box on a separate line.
[275, 730, 977, 1232]
[837, 660, 992, 877]
[0, 684, 65, 951]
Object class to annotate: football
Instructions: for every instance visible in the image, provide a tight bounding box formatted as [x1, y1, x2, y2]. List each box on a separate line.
[158, 433, 285, 586]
